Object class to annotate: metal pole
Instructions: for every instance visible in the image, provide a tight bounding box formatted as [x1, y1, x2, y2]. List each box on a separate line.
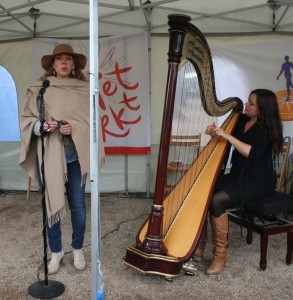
[141, 0, 152, 198]
[89, 1, 105, 300]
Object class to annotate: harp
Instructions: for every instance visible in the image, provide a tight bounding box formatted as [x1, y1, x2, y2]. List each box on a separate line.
[124, 14, 243, 279]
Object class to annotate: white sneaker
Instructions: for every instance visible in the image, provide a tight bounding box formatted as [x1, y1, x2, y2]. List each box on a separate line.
[73, 248, 86, 271]
[48, 251, 64, 275]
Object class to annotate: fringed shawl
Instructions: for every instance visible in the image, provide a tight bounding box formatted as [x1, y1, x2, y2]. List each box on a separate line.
[19, 76, 104, 226]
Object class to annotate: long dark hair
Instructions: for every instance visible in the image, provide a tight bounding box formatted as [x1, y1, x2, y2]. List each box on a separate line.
[251, 89, 283, 156]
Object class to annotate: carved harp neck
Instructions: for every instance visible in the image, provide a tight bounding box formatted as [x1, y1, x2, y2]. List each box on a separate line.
[154, 14, 242, 207]
[168, 14, 243, 116]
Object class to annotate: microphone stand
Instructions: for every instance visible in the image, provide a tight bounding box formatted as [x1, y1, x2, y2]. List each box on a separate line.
[28, 83, 65, 299]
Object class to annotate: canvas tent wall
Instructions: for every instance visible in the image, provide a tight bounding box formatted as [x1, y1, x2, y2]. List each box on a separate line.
[1, 0, 293, 194]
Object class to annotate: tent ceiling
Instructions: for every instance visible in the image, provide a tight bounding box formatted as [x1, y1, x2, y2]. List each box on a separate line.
[1, 0, 293, 41]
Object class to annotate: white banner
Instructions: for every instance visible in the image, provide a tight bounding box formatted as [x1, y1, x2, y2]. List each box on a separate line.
[32, 32, 151, 155]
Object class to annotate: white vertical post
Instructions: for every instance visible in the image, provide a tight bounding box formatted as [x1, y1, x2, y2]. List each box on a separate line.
[89, 1, 104, 300]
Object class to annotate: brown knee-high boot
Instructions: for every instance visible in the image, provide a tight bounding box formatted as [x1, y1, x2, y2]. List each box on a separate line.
[194, 220, 207, 262]
[205, 213, 228, 275]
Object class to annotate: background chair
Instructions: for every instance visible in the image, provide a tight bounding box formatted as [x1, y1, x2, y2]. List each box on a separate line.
[165, 134, 201, 194]
[26, 176, 40, 201]
[276, 136, 291, 193]
[227, 136, 293, 270]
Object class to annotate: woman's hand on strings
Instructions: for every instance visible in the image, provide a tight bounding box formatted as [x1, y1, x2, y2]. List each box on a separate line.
[204, 122, 217, 137]
[205, 122, 230, 141]
[215, 128, 230, 140]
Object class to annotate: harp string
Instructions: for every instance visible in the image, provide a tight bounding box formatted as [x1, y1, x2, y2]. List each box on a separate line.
[163, 55, 216, 236]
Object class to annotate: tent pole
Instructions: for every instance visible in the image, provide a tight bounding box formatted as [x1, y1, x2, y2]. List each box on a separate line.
[140, 0, 152, 198]
[89, 1, 104, 300]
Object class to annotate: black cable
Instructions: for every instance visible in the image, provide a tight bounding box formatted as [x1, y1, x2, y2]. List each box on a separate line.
[100, 212, 149, 240]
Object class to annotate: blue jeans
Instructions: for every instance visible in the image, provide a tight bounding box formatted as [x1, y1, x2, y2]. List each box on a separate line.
[47, 160, 86, 252]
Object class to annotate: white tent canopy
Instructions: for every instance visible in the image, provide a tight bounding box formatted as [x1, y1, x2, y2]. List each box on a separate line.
[1, 1, 293, 194]
[1, 0, 293, 41]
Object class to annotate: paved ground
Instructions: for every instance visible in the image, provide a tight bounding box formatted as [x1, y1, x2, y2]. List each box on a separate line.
[0, 190, 292, 300]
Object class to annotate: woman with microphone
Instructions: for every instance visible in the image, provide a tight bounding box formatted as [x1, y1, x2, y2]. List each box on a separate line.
[19, 44, 104, 274]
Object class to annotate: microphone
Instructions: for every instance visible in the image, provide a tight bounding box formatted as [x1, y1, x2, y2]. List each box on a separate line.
[37, 80, 50, 127]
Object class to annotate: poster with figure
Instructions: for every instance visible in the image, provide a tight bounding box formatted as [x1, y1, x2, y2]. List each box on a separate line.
[276, 55, 293, 120]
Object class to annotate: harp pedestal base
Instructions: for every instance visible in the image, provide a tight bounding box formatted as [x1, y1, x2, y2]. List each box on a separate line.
[124, 246, 184, 279]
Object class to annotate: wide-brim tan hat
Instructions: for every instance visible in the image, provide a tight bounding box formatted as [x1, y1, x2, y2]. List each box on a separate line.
[41, 43, 87, 70]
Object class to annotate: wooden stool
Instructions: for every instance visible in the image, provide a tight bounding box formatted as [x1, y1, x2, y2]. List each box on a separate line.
[227, 191, 293, 270]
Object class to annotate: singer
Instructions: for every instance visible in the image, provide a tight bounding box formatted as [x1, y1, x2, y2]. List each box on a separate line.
[19, 44, 105, 275]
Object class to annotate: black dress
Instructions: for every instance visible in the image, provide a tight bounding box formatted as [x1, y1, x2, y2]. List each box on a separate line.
[216, 113, 277, 207]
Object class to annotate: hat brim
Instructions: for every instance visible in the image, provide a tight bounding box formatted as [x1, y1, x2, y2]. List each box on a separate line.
[41, 53, 87, 70]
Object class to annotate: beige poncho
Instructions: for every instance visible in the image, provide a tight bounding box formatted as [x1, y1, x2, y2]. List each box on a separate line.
[19, 76, 103, 226]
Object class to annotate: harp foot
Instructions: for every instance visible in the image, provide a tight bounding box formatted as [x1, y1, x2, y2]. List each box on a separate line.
[184, 271, 196, 276]
[164, 276, 174, 282]
[182, 259, 197, 276]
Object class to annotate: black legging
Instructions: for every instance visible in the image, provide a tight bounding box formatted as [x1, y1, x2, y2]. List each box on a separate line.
[209, 190, 235, 217]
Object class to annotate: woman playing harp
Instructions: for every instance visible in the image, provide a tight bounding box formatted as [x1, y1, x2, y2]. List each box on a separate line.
[191, 89, 283, 275]
[124, 14, 243, 278]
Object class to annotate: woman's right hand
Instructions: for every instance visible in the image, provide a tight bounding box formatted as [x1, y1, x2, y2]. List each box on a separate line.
[204, 122, 217, 137]
[43, 121, 59, 133]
